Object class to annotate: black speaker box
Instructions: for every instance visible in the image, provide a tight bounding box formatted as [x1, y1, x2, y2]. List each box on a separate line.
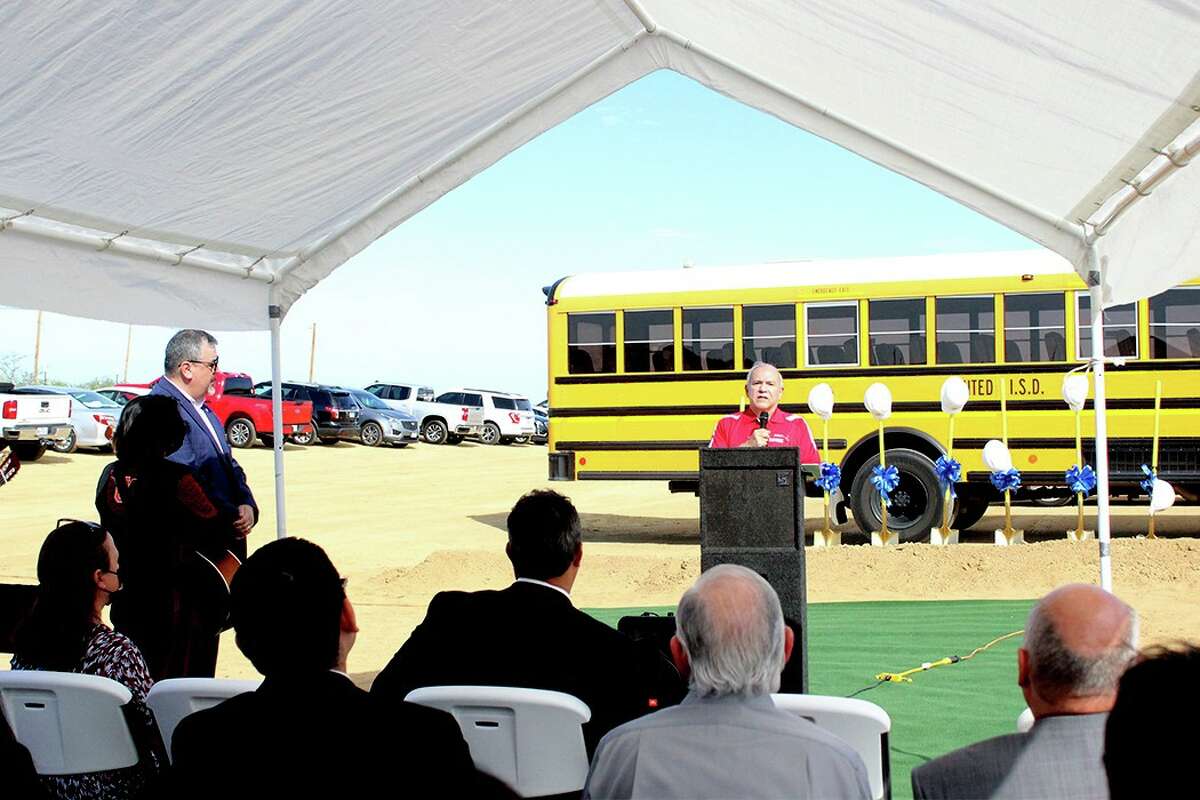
[699, 447, 808, 692]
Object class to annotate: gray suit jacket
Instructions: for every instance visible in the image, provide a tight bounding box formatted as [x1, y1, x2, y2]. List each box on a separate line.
[911, 712, 1109, 799]
[584, 691, 872, 800]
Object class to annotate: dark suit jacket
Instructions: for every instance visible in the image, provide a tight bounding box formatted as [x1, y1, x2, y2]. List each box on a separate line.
[150, 379, 256, 522]
[911, 712, 1110, 799]
[171, 670, 481, 799]
[371, 581, 685, 756]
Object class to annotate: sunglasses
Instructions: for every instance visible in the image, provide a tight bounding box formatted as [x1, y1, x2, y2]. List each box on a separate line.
[186, 358, 219, 372]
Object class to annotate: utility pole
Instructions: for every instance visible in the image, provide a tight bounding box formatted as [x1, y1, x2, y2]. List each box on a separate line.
[308, 323, 317, 382]
[32, 311, 43, 383]
[122, 324, 132, 382]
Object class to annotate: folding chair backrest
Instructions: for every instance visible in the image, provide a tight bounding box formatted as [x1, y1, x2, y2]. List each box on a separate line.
[146, 677, 261, 760]
[772, 693, 892, 800]
[405, 685, 591, 798]
[0, 670, 138, 775]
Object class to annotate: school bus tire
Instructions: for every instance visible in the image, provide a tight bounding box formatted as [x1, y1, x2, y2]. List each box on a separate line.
[849, 448, 942, 541]
[951, 492, 990, 531]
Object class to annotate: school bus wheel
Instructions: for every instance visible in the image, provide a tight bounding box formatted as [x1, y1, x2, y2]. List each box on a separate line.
[849, 448, 943, 541]
[950, 491, 990, 531]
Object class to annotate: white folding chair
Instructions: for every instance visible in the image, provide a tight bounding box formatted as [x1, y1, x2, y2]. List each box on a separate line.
[405, 685, 591, 798]
[0, 670, 138, 775]
[1017, 706, 1035, 732]
[146, 677, 260, 761]
[772, 693, 892, 800]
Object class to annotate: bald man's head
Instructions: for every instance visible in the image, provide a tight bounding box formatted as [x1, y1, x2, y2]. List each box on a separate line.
[1022, 584, 1137, 712]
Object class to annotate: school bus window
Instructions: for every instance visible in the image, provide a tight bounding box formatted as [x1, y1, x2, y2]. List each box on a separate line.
[1150, 288, 1200, 359]
[869, 298, 926, 366]
[743, 304, 796, 369]
[1076, 294, 1138, 359]
[567, 312, 616, 374]
[805, 303, 858, 366]
[936, 296, 995, 364]
[682, 307, 734, 370]
[1004, 292, 1066, 362]
[625, 309, 674, 372]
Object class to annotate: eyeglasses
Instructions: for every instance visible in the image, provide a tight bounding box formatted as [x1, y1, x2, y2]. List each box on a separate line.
[57, 518, 104, 535]
[186, 358, 219, 372]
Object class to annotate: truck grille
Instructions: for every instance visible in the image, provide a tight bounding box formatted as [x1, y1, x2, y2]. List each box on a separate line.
[402, 421, 417, 431]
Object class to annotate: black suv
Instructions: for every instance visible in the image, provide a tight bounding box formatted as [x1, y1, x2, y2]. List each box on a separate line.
[253, 381, 360, 445]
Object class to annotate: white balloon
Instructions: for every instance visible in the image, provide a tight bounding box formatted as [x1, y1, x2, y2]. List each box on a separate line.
[807, 383, 835, 420]
[1062, 373, 1089, 412]
[982, 439, 1014, 473]
[940, 377, 969, 415]
[1150, 479, 1176, 514]
[863, 383, 892, 420]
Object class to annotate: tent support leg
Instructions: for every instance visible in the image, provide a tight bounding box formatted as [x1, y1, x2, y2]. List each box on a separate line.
[269, 301, 287, 540]
[1087, 247, 1112, 592]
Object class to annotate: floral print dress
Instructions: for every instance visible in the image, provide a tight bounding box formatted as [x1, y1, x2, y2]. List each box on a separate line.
[11, 623, 161, 800]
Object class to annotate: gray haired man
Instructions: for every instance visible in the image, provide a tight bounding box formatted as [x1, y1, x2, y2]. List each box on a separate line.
[584, 564, 871, 799]
[912, 583, 1138, 799]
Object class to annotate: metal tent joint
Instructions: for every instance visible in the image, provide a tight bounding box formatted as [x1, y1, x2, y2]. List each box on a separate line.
[98, 230, 129, 251]
[0, 208, 35, 230]
[173, 243, 206, 265]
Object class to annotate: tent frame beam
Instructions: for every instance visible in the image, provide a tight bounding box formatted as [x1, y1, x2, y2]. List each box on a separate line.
[0, 208, 277, 283]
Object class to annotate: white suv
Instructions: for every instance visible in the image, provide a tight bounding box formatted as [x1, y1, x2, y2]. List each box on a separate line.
[453, 388, 536, 445]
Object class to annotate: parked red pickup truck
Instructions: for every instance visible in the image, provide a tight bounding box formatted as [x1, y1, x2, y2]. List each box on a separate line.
[207, 373, 313, 449]
[99, 373, 313, 449]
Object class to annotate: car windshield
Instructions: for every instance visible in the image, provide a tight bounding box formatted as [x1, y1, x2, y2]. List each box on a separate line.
[68, 390, 119, 409]
[514, 398, 532, 411]
[351, 390, 389, 410]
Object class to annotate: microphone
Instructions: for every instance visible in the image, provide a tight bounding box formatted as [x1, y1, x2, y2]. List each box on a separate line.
[757, 412, 769, 429]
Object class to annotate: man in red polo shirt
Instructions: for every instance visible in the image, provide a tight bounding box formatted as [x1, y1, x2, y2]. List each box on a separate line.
[709, 362, 820, 463]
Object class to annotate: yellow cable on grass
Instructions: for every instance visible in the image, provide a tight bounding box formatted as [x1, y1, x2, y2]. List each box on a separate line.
[874, 630, 1024, 684]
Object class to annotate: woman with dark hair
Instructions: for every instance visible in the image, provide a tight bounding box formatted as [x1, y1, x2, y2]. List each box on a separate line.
[11, 520, 161, 799]
[96, 394, 241, 680]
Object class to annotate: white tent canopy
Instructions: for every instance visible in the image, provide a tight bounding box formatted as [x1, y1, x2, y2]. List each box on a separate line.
[3, 1, 1198, 585]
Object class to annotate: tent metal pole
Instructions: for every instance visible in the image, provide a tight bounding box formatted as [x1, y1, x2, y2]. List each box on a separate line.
[1087, 246, 1112, 592]
[269, 300, 287, 540]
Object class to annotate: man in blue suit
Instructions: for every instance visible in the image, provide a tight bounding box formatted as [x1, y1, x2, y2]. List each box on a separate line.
[151, 329, 258, 534]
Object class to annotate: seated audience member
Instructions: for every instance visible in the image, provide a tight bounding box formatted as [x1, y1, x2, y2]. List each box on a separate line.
[171, 537, 488, 799]
[583, 564, 871, 800]
[911, 583, 1137, 799]
[96, 394, 242, 680]
[11, 520, 163, 800]
[372, 489, 684, 756]
[1104, 643, 1200, 799]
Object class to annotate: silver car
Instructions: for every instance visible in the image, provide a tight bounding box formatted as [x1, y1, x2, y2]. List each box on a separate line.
[344, 388, 420, 447]
[16, 385, 121, 453]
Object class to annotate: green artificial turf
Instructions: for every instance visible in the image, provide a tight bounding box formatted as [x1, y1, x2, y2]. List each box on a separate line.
[585, 599, 1035, 800]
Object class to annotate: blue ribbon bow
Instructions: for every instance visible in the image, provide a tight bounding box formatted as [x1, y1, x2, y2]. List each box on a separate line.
[934, 456, 962, 498]
[990, 468, 1022, 493]
[871, 464, 900, 507]
[1065, 464, 1097, 496]
[815, 462, 841, 493]
[1140, 464, 1156, 494]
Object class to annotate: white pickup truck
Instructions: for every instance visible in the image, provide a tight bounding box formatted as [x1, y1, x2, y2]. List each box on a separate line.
[0, 383, 73, 461]
[363, 382, 485, 445]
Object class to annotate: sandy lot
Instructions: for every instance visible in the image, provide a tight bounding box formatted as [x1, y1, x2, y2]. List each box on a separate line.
[2, 441, 1197, 683]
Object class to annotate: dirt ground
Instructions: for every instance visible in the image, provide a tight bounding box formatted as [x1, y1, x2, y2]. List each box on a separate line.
[2, 441, 1197, 684]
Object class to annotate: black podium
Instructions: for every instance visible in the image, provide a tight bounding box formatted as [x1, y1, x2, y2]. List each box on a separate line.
[699, 447, 808, 692]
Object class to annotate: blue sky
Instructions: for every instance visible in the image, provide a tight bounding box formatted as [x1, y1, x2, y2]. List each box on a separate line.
[0, 70, 1033, 399]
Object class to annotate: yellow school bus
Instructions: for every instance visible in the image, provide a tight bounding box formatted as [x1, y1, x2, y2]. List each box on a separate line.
[544, 250, 1200, 539]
